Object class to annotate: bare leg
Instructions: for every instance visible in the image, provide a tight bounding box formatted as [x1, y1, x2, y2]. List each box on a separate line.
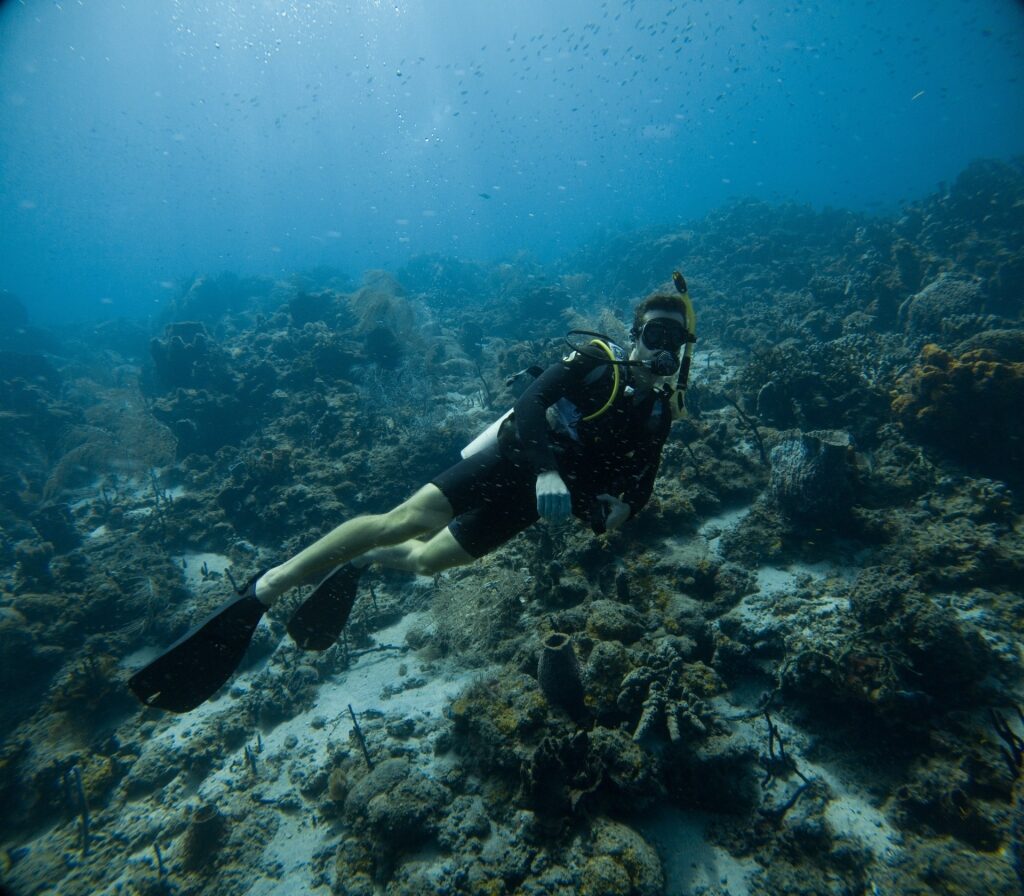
[255, 485, 454, 605]
[363, 527, 475, 575]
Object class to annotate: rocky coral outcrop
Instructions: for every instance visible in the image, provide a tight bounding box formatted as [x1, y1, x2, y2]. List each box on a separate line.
[4, 157, 1024, 896]
[892, 342, 1024, 480]
[899, 273, 991, 343]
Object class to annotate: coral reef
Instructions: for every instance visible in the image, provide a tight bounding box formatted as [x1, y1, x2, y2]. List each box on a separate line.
[899, 273, 991, 343]
[892, 342, 1024, 480]
[150, 321, 236, 391]
[2, 158, 1023, 896]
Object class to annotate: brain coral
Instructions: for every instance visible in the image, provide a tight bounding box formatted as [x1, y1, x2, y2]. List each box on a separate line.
[892, 343, 1024, 478]
[901, 274, 986, 339]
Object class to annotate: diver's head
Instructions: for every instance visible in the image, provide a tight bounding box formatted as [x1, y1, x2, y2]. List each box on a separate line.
[630, 293, 690, 376]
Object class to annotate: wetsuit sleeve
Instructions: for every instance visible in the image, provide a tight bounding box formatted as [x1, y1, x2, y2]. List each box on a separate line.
[510, 355, 596, 474]
[621, 452, 663, 519]
[620, 398, 673, 518]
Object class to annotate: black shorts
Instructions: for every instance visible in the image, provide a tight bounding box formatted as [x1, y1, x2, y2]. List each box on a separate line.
[431, 443, 539, 558]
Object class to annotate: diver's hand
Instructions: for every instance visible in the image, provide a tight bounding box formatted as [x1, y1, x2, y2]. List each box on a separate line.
[596, 494, 630, 532]
[536, 471, 571, 521]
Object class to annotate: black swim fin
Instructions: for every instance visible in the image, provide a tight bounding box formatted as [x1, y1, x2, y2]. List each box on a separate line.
[128, 574, 268, 713]
[286, 563, 363, 651]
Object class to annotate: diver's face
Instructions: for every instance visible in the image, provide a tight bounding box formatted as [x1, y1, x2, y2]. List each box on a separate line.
[634, 311, 688, 364]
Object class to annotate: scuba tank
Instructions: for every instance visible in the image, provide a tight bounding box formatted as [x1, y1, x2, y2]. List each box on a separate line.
[461, 409, 513, 459]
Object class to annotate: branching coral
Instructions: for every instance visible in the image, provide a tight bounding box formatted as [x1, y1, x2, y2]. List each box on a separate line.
[615, 639, 724, 747]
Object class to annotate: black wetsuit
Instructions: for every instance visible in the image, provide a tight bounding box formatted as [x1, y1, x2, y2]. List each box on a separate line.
[432, 343, 673, 557]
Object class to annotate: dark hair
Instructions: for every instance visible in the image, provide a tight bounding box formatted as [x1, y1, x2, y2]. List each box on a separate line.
[631, 293, 689, 338]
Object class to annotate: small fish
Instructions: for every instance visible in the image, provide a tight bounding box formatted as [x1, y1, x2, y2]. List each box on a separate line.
[478, 192, 491, 199]
[911, 90, 925, 101]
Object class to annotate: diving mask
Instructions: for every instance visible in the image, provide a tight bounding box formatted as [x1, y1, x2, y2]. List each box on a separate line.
[638, 317, 687, 354]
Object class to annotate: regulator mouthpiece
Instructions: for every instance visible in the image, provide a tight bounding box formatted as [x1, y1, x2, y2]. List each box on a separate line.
[646, 351, 679, 376]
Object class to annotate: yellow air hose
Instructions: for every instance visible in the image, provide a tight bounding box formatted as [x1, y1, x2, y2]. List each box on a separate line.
[582, 338, 621, 421]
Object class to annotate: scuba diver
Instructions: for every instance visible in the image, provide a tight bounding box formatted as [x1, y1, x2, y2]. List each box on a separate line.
[130, 274, 696, 713]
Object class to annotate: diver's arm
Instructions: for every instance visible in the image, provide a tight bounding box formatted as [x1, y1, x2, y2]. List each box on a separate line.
[618, 394, 673, 519]
[619, 419, 672, 518]
[510, 356, 592, 474]
[512, 356, 598, 520]
[620, 456, 662, 519]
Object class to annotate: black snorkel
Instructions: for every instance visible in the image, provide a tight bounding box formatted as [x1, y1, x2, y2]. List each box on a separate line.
[670, 270, 697, 419]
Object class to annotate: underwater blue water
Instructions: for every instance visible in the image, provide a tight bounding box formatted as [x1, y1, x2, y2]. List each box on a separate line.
[0, 0, 1021, 323]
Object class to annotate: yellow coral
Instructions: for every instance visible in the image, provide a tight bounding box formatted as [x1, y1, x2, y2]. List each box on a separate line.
[327, 767, 348, 802]
[580, 855, 631, 896]
[680, 661, 726, 698]
[79, 754, 119, 804]
[892, 343, 1024, 474]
